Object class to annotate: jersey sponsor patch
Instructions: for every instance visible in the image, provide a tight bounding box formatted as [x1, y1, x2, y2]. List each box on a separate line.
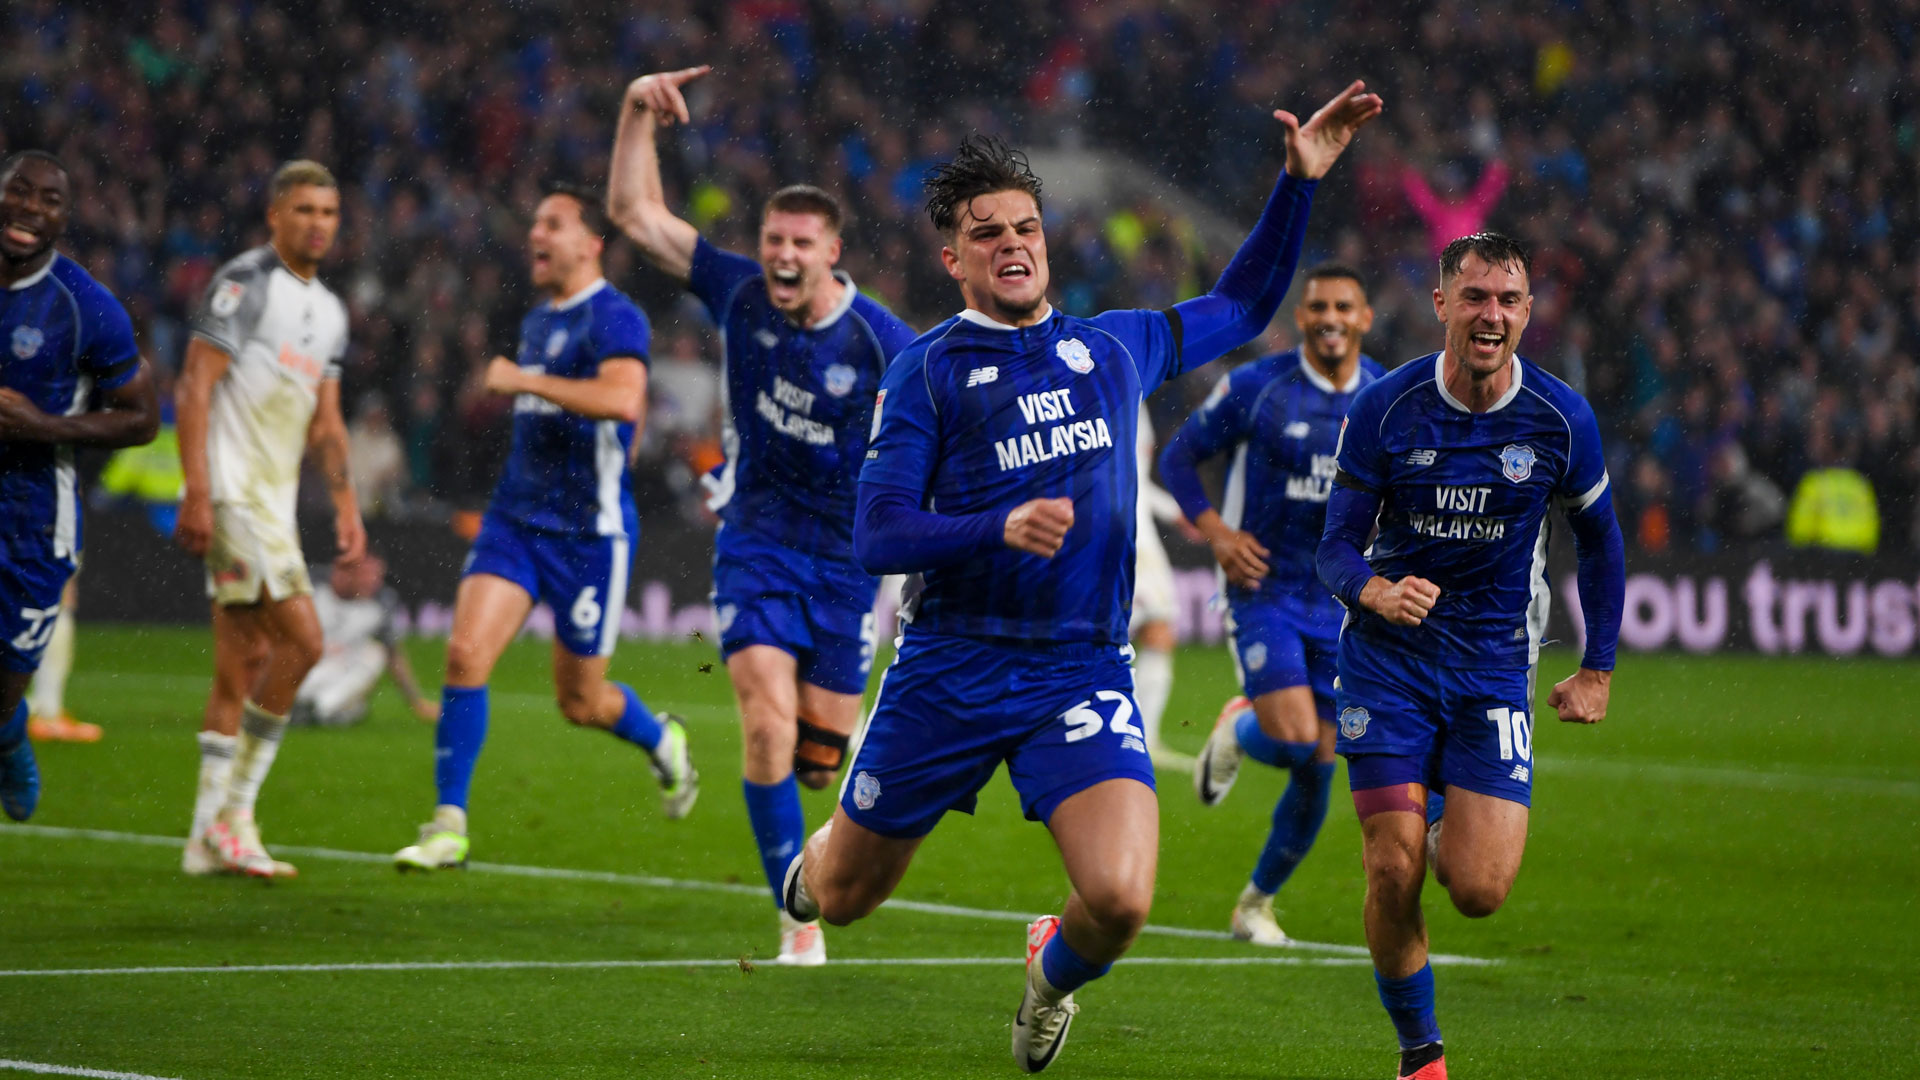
[1338, 705, 1370, 739]
[824, 363, 857, 398]
[209, 280, 245, 318]
[10, 324, 43, 360]
[1499, 443, 1537, 483]
[1056, 337, 1095, 374]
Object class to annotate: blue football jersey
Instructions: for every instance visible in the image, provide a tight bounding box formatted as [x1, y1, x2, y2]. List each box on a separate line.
[861, 307, 1189, 644]
[490, 279, 650, 537]
[690, 238, 918, 561]
[0, 254, 141, 563]
[1164, 349, 1381, 622]
[1332, 352, 1611, 666]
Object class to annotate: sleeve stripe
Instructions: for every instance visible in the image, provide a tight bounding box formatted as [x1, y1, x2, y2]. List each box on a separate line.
[1567, 471, 1610, 512]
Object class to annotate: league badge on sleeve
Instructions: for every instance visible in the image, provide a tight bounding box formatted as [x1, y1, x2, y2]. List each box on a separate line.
[209, 280, 245, 318]
[1499, 444, 1537, 483]
[1056, 337, 1095, 374]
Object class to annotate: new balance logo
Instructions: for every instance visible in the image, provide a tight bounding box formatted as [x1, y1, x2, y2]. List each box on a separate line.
[1405, 449, 1437, 466]
[1509, 764, 1530, 782]
[966, 366, 999, 387]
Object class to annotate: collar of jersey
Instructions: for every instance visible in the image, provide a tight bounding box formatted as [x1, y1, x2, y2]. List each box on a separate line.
[802, 271, 860, 331]
[956, 304, 1055, 331]
[549, 277, 609, 312]
[6, 254, 58, 291]
[1434, 351, 1523, 413]
[1298, 352, 1363, 394]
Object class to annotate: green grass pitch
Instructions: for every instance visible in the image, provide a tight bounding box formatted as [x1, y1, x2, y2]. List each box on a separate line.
[1, 627, 1914, 1078]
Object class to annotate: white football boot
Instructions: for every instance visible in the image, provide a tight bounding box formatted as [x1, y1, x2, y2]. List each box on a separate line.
[775, 910, 827, 967]
[1194, 696, 1253, 806]
[180, 834, 222, 876]
[649, 716, 699, 820]
[1012, 915, 1079, 1073]
[395, 806, 470, 871]
[206, 810, 296, 878]
[1229, 883, 1289, 946]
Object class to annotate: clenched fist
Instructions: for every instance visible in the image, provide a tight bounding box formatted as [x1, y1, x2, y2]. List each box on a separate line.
[1004, 496, 1075, 558]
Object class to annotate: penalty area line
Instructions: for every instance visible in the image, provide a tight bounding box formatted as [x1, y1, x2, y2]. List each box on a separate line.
[1, 824, 1500, 966]
[0, 1060, 184, 1080]
[0, 955, 1390, 980]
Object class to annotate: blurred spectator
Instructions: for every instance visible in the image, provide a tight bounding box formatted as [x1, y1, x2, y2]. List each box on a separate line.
[347, 395, 408, 517]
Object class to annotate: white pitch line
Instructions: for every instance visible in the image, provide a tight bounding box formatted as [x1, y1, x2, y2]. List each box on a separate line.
[0, 824, 1496, 965]
[0, 954, 1381, 980]
[0, 1060, 183, 1080]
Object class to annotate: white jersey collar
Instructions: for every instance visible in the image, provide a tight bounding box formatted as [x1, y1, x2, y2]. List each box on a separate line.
[550, 277, 609, 312]
[6, 254, 58, 291]
[806, 271, 860, 330]
[1299, 353, 1362, 394]
[957, 304, 1055, 331]
[1435, 352, 1522, 413]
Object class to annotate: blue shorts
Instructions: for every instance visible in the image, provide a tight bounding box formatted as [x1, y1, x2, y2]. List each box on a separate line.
[841, 632, 1157, 839]
[710, 524, 878, 696]
[1227, 600, 1339, 718]
[0, 556, 76, 675]
[465, 513, 630, 657]
[1334, 640, 1536, 807]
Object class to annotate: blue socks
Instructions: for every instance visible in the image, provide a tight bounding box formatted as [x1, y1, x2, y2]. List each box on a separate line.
[1234, 710, 1317, 768]
[0, 700, 24, 748]
[744, 776, 807, 908]
[606, 683, 664, 752]
[1252, 758, 1336, 893]
[1376, 963, 1441, 1049]
[1040, 931, 1111, 995]
[434, 685, 489, 810]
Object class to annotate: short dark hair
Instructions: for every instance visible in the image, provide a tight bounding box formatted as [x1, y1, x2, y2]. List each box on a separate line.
[1439, 231, 1531, 281]
[1304, 262, 1368, 295]
[1, 149, 70, 186]
[543, 181, 610, 239]
[924, 135, 1044, 235]
[764, 185, 843, 232]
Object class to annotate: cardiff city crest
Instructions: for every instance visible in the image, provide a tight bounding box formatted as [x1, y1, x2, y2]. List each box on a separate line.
[1338, 706, 1370, 739]
[11, 325, 44, 361]
[853, 770, 882, 810]
[823, 363, 857, 398]
[1499, 443, 1536, 483]
[1056, 337, 1095, 374]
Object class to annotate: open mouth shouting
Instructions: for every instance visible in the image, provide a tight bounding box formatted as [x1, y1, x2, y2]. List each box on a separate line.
[995, 260, 1033, 284]
[1468, 329, 1506, 358]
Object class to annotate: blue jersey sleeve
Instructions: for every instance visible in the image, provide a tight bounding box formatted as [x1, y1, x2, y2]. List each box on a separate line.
[1332, 378, 1392, 492]
[591, 296, 651, 366]
[854, 296, 920, 360]
[76, 282, 141, 391]
[857, 344, 940, 495]
[687, 237, 763, 324]
[1084, 308, 1181, 395]
[1158, 368, 1257, 521]
[1557, 394, 1624, 671]
[1556, 394, 1610, 514]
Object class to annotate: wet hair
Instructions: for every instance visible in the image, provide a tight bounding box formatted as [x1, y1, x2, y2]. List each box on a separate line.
[1304, 262, 1368, 296]
[542, 181, 611, 239]
[270, 159, 337, 201]
[1439, 231, 1531, 281]
[924, 135, 1044, 236]
[1, 149, 69, 186]
[763, 185, 843, 232]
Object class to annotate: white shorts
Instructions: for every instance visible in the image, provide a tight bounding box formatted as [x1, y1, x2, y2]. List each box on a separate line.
[295, 639, 388, 724]
[204, 501, 311, 606]
[1130, 520, 1178, 631]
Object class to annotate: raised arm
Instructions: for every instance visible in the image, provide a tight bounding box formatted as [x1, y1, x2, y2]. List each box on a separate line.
[607, 66, 709, 282]
[307, 378, 366, 564]
[1164, 81, 1384, 372]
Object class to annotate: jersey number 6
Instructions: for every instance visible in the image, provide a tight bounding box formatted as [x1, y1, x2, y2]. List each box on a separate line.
[1061, 690, 1145, 744]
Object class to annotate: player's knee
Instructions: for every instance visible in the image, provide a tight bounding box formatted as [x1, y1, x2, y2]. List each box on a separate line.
[1445, 876, 1510, 919]
[740, 716, 794, 771]
[554, 686, 599, 726]
[1365, 843, 1424, 898]
[813, 876, 883, 927]
[444, 636, 491, 686]
[279, 626, 324, 675]
[1079, 880, 1152, 943]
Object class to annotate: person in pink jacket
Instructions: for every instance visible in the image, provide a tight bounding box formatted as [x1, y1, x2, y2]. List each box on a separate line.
[1402, 158, 1510, 258]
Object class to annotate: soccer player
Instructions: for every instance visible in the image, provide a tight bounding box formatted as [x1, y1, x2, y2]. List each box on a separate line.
[784, 82, 1383, 1072]
[1161, 263, 1382, 944]
[608, 65, 918, 965]
[392, 183, 696, 872]
[290, 555, 439, 728]
[0, 150, 160, 819]
[176, 160, 365, 878]
[1317, 232, 1624, 1080]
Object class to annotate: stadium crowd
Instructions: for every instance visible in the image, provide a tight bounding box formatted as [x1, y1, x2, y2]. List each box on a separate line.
[3, 0, 1915, 552]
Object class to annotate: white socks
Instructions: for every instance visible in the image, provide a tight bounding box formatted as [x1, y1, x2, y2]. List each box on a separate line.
[1133, 646, 1174, 748]
[27, 603, 75, 719]
[432, 804, 468, 835]
[222, 701, 289, 817]
[191, 731, 236, 840]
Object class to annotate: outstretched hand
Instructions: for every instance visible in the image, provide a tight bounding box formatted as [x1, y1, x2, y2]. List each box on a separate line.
[625, 65, 712, 126]
[1276, 80, 1384, 180]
